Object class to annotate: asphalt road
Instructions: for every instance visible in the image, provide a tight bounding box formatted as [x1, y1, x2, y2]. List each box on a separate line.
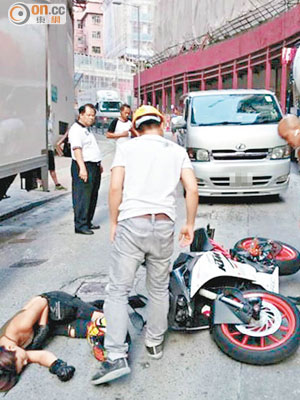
[1, 143, 300, 400]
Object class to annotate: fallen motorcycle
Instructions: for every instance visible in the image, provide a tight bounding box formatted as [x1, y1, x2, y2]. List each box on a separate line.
[168, 226, 300, 365]
[232, 236, 300, 276]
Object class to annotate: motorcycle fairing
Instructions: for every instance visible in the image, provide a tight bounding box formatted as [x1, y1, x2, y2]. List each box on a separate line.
[190, 251, 279, 298]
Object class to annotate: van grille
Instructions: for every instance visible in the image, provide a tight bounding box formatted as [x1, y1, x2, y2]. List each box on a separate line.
[212, 149, 269, 160]
[210, 176, 272, 187]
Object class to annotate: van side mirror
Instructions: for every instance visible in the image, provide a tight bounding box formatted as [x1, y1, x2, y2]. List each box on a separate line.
[172, 117, 187, 131]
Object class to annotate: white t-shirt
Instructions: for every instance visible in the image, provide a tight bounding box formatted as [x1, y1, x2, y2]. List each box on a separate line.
[68, 121, 102, 162]
[110, 119, 132, 144]
[111, 134, 193, 221]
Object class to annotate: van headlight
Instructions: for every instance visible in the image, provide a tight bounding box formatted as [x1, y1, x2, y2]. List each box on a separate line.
[187, 148, 210, 162]
[269, 145, 291, 160]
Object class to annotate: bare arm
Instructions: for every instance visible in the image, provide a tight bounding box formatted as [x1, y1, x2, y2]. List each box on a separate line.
[27, 350, 57, 368]
[106, 130, 130, 139]
[55, 131, 69, 156]
[109, 166, 125, 241]
[6, 297, 48, 336]
[179, 168, 199, 247]
[27, 350, 75, 382]
[73, 148, 88, 182]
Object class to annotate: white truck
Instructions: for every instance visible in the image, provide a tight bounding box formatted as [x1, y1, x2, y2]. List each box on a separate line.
[0, 0, 74, 197]
[95, 90, 122, 133]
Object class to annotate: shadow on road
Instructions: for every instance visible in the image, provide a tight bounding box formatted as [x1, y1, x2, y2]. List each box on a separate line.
[199, 194, 284, 206]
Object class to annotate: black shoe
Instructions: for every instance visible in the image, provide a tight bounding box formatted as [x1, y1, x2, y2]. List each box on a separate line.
[89, 224, 100, 230]
[75, 228, 94, 235]
[91, 357, 131, 385]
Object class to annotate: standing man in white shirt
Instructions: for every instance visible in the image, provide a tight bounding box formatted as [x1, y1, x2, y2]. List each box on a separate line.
[68, 104, 103, 235]
[91, 105, 198, 385]
[106, 104, 132, 143]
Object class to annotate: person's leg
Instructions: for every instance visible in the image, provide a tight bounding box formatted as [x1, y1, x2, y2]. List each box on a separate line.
[48, 150, 66, 190]
[87, 163, 101, 227]
[51, 319, 91, 338]
[71, 160, 92, 231]
[104, 223, 144, 361]
[144, 220, 174, 356]
[92, 218, 153, 385]
[49, 170, 59, 186]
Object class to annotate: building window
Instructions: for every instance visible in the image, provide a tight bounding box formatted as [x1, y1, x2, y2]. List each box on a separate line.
[78, 36, 83, 43]
[92, 15, 101, 25]
[142, 24, 148, 34]
[77, 21, 83, 29]
[92, 31, 101, 39]
[92, 46, 101, 54]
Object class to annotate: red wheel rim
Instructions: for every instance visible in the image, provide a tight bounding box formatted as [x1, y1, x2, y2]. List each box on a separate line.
[221, 292, 297, 351]
[240, 238, 297, 261]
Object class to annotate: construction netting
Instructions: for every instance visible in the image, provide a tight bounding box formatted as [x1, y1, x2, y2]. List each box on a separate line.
[152, 0, 300, 64]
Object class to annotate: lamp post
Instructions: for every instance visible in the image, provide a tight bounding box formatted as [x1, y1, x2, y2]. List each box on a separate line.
[112, 1, 141, 107]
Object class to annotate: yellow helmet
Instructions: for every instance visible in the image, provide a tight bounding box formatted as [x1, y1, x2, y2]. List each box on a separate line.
[132, 105, 164, 129]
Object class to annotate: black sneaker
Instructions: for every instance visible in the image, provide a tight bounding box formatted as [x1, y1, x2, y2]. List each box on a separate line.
[91, 357, 131, 385]
[145, 343, 163, 360]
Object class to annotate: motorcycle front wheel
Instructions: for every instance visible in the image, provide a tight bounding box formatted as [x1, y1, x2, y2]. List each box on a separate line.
[212, 290, 300, 365]
[233, 237, 300, 276]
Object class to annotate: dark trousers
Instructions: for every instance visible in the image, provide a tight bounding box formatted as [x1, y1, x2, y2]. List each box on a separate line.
[39, 291, 100, 339]
[71, 160, 101, 231]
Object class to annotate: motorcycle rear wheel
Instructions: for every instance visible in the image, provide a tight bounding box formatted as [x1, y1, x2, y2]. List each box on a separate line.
[212, 290, 300, 365]
[233, 237, 300, 276]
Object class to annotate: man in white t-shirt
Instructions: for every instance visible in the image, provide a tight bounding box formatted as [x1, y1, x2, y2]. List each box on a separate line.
[68, 104, 103, 235]
[92, 105, 198, 385]
[106, 104, 132, 144]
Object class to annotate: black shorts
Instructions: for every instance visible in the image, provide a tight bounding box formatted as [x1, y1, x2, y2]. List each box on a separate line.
[40, 291, 99, 323]
[48, 150, 55, 171]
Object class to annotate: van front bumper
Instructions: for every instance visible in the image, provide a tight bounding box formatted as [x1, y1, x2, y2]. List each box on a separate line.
[192, 159, 290, 197]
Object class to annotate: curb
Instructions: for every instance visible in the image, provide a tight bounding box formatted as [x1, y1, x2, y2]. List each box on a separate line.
[0, 192, 70, 223]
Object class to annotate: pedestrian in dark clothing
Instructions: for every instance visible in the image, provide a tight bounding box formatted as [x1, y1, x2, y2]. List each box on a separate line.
[68, 104, 103, 235]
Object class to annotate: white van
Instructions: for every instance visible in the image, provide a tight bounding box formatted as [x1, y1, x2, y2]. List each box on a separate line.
[173, 89, 290, 197]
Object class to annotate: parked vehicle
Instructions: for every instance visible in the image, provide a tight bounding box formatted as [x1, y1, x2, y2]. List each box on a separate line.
[167, 226, 300, 365]
[0, 0, 74, 194]
[95, 90, 122, 133]
[172, 90, 290, 197]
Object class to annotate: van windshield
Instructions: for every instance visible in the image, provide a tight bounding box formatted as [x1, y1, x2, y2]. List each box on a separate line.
[191, 94, 282, 126]
[99, 101, 121, 112]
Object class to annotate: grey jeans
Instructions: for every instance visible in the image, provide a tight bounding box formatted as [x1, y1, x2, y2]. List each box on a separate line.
[104, 216, 175, 360]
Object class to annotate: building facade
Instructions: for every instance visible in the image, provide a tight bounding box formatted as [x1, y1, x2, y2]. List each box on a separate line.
[103, 0, 154, 61]
[74, 0, 104, 57]
[135, 0, 300, 114]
